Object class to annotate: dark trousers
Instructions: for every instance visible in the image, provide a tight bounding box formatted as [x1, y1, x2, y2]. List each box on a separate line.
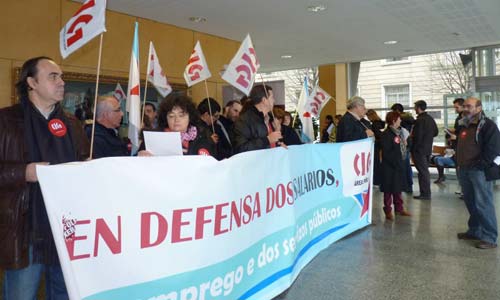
[412, 152, 431, 197]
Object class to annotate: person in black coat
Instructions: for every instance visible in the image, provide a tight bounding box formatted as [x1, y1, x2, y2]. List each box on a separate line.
[233, 85, 284, 153]
[336, 96, 374, 142]
[381, 111, 412, 220]
[86, 96, 129, 158]
[139, 94, 215, 156]
[273, 107, 302, 146]
[411, 100, 438, 200]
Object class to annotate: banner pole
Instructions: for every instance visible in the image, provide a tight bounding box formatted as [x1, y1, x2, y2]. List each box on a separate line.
[89, 33, 104, 160]
[203, 79, 216, 133]
[141, 42, 152, 128]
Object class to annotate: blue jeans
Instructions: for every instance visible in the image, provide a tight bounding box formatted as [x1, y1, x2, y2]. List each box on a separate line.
[435, 156, 455, 167]
[3, 247, 69, 300]
[458, 168, 498, 244]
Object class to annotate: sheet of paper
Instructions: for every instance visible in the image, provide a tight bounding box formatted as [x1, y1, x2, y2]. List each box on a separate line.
[144, 131, 183, 156]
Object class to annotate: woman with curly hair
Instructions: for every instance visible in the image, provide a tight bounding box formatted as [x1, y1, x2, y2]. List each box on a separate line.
[139, 94, 215, 156]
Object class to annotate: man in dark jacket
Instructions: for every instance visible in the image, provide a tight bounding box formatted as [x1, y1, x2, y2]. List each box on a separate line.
[456, 97, 500, 249]
[411, 100, 438, 200]
[336, 96, 374, 142]
[216, 100, 242, 158]
[86, 96, 129, 158]
[0, 57, 89, 299]
[233, 85, 284, 153]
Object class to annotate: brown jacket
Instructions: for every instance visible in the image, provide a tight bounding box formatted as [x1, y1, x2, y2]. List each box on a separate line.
[0, 103, 89, 269]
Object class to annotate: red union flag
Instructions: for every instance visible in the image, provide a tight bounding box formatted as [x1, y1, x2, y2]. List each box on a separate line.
[147, 42, 172, 97]
[183, 41, 211, 87]
[307, 85, 332, 117]
[59, 0, 107, 59]
[222, 34, 260, 96]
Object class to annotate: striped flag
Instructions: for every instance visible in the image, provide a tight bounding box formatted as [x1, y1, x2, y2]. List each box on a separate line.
[126, 22, 141, 154]
[297, 77, 315, 143]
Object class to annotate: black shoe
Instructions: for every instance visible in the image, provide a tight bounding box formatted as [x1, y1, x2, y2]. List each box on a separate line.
[434, 176, 445, 184]
[457, 232, 479, 240]
[476, 241, 497, 249]
[414, 195, 431, 200]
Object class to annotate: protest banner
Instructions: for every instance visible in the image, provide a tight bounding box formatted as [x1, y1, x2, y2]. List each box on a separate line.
[38, 139, 373, 300]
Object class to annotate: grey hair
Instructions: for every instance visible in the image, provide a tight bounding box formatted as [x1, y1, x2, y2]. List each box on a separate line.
[96, 96, 115, 119]
[346, 96, 365, 110]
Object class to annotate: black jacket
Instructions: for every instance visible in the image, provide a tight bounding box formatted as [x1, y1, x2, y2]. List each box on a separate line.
[282, 125, 302, 146]
[411, 112, 438, 156]
[380, 128, 407, 193]
[458, 113, 500, 180]
[336, 112, 367, 142]
[214, 116, 234, 160]
[233, 106, 272, 153]
[86, 123, 129, 158]
[0, 104, 89, 269]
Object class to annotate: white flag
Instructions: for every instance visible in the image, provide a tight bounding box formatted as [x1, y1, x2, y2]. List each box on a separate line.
[147, 42, 172, 97]
[113, 83, 126, 102]
[307, 85, 332, 117]
[222, 34, 260, 96]
[297, 77, 315, 143]
[183, 41, 212, 87]
[60, 0, 107, 59]
[126, 22, 141, 154]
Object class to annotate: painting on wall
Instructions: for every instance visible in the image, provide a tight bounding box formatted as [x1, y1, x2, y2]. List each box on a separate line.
[12, 68, 187, 125]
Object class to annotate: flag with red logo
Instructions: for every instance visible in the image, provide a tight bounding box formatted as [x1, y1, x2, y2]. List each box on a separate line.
[113, 83, 126, 102]
[126, 22, 141, 154]
[60, 0, 107, 59]
[296, 77, 315, 143]
[147, 42, 172, 97]
[221, 34, 260, 96]
[307, 85, 332, 117]
[183, 41, 211, 87]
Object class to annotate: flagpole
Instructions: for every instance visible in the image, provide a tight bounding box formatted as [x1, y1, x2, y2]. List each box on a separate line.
[89, 33, 104, 160]
[203, 79, 216, 133]
[141, 42, 152, 128]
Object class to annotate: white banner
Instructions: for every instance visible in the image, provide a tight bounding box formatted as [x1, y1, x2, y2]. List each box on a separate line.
[37, 141, 373, 300]
[147, 42, 172, 97]
[222, 34, 260, 96]
[183, 41, 212, 87]
[60, 0, 107, 59]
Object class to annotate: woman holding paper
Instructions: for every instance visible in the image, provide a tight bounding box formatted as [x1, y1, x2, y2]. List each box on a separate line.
[139, 94, 215, 156]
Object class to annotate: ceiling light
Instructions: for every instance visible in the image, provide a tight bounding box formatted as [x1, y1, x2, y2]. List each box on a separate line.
[189, 16, 207, 23]
[383, 40, 398, 45]
[307, 4, 327, 13]
[281, 55, 293, 59]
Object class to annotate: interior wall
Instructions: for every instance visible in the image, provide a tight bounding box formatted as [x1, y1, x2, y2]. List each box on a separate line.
[0, 0, 239, 108]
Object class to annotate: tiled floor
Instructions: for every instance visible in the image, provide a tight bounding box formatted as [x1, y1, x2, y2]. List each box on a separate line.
[280, 179, 500, 300]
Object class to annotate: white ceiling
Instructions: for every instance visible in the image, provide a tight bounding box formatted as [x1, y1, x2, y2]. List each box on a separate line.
[88, 0, 500, 72]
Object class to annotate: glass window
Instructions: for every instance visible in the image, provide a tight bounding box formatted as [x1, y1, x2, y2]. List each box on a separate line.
[385, 57, 409, 63]
[384, 84, 410, 107]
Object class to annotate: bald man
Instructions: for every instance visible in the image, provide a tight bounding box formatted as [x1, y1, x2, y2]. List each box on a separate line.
[456, 97, 500, 249]
[87, 96, 129, 158]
